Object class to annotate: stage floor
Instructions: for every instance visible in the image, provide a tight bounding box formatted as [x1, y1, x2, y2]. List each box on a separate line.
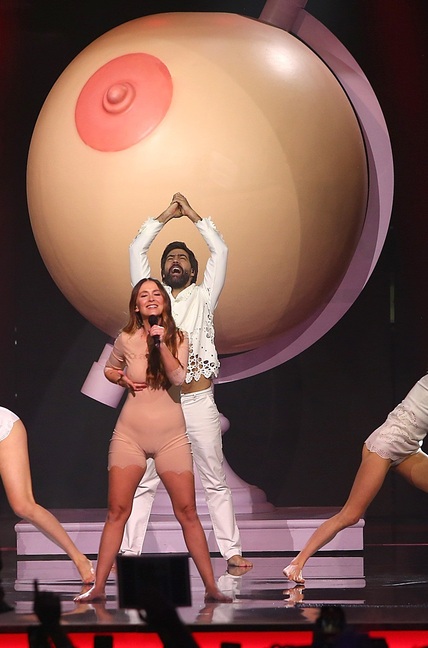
[1, 512, 428, 641]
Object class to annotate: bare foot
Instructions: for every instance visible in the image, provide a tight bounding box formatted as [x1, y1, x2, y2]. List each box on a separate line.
[76, 583, 94, 596]
[76, 557, 95, 584]
[283, 562, 305, 584]
[227, 554, 253, 568]
[227, 564, 253, 577]
[204, 587, 233, 603]
[74, 584, 106, 603]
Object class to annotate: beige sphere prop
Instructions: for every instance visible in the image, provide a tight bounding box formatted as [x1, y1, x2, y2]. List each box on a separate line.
[27, 13, 367, 354]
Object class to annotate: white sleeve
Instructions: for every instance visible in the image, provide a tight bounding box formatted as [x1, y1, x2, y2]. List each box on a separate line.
[129, 218, 163, 287]
[196, 218, 228, 310]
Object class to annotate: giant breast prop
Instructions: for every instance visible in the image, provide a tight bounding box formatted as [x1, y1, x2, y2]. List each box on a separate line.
[27, 12, 367, 354]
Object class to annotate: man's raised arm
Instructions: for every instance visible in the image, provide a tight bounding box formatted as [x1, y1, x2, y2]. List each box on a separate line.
[195, 218, 228, 311]
[174, 193, 228, 310]
[129, 199, 182, 286]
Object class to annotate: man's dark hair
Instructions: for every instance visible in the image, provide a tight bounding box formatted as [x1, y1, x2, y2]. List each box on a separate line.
[161, 241, 198, 284]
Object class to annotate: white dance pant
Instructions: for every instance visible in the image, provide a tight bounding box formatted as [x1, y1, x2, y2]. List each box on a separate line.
[365, 374, 428, 466]
[0, 407, 19, 443]
[121, 387, 242, 560]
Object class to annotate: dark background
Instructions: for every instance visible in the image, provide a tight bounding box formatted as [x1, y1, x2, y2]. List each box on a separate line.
[1, 1, 427, 522]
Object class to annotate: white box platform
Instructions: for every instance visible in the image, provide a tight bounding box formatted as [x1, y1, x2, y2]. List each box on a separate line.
[14, 505, 365, 597]
[15, 507, 364, 556]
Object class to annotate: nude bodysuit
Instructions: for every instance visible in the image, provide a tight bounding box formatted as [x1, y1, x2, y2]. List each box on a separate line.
[105, 330, 192, 476]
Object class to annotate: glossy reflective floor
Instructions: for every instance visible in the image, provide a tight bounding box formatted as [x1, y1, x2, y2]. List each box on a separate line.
[1, 512, 428, 635]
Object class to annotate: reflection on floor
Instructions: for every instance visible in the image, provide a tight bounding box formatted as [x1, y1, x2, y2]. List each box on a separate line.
[1, 513, 428, 640]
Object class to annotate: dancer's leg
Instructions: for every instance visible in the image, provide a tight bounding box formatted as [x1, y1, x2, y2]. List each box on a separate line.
[75, 463, 144, 601]
[160, 468, 231, 603]
[283, 447, 391, 583]
[394, 450, 428, 491]
[0, 419, 94, 583]
[121, 459, 160, 554]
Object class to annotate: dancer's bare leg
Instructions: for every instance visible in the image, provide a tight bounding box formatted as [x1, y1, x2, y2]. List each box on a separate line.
[0, 420, 94, 583]
[161, 470, 232, 603]
[283, 447, 392, 583]
[394, 450, 428, 492]
[74, 464, 144, 602]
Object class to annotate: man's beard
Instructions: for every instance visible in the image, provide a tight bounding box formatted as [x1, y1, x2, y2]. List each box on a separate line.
[164, 268, 191, 289]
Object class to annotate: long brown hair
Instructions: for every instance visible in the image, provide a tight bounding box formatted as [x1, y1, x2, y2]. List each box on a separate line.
[122, 278, 183, 389]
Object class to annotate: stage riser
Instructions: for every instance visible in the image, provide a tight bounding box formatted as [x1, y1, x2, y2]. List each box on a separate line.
[16, 555, 364, 585]
[15, 508, 364, 555]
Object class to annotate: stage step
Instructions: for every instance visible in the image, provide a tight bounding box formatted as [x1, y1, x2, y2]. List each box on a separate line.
[15, 507, 364, 556]
[14, 510, 364, 599]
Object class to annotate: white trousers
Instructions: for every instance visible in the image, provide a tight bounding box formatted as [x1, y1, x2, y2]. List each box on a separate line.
[121, 388, 242, 560]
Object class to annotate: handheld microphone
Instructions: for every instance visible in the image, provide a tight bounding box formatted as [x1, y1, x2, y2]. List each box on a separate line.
[148, 315, 160, 348]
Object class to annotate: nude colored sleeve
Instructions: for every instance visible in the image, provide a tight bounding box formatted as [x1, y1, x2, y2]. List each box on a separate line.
[166, 333, 189, 386]
[104, 335, 126, 371]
